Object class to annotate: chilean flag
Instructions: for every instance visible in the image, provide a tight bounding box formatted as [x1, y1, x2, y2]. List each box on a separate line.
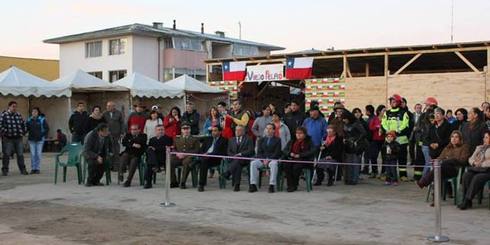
[285, 57, 313, 80]
[222, 61, 246, 81]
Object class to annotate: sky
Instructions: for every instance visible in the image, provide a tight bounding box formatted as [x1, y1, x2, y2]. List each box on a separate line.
[1, 0, 490, 59]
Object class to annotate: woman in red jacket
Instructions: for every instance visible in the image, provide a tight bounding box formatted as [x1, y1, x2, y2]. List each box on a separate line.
[163, 107, 181, 138]
[367, 105, 386, 178]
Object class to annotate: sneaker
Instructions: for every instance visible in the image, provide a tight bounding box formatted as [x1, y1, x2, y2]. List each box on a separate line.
[392, 181, 399, 186]
[2, 171, 7, 176]
[20, 170, 28, 175]
[123, 181, 131, 187]
[400, 176, 409, 182]
[198, 186, 204, 192]
[143, 184, 152, 189]
[379, 175, 387, 181]
[268, 185, 275, 193]
[384, 181, 391, 186]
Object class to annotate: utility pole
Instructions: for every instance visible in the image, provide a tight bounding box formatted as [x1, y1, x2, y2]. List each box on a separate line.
[450, 0, 455, 42]
[238, 21, 242, 39]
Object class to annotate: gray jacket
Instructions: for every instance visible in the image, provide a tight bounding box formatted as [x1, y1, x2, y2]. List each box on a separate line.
[103, 110, 124, 137]
[252, 115, 272, 138]
[277, 122, 291, 150]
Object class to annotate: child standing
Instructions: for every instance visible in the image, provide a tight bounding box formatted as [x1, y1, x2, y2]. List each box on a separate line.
[381, 131, 400, 185]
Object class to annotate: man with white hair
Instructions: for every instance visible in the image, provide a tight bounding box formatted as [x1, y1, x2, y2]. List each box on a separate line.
[223, 125, 254, 192]
[103, 101, 124, 171]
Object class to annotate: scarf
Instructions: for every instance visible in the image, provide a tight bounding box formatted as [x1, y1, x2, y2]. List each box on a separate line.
[292, 139, 305, 154]
[325, 135, 336, 146]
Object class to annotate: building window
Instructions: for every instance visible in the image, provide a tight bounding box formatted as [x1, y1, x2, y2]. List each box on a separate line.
[88, 71, 102, 79]
[85, 41, 102, 58]
[173, 37, 203, 51]
[109, 38, 126, 55]
[164, 38, 173, 48]
[109, 70, 127, 82]
[233, 44, 259, 56]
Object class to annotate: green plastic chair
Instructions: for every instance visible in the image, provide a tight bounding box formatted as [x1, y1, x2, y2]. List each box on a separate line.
[277, 164, 313, 192]
[219, 159, 250, 189]
[117, 155, 145, 186]
[81, 152, 112, 185]
[54, 143, 83, 184]
[425, 167, 463, 205]
[476, 181, 490, 209]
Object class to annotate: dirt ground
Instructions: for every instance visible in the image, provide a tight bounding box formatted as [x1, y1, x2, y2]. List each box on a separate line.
[0, 153, 488, 245]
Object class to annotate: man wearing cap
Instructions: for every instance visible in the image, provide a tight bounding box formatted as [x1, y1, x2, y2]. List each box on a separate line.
[170, 122, 200, 188]
[381, 94, 410, 181]
[181, 102, 200, 135]
[302, 105, 327, 148]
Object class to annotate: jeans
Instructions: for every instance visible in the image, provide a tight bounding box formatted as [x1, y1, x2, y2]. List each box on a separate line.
[250, 160, 278, 186]
[2, 137, 26, 173]
[385, 159, 398, 182]
[28, 140, 44, 171]
[422, 145, 432, 176]
[344, 153, 361, 184]
[398, 144, 408, 177]
[368, 141, 383, 174]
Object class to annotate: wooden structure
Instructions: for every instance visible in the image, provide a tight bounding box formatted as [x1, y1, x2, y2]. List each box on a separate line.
[205, 40, 490, 111]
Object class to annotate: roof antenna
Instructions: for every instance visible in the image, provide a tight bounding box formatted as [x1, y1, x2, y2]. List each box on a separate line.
[450, 0, 454, 42]
[238, 21, 242, 39]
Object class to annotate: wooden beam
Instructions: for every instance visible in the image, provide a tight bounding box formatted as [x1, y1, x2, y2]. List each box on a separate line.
[393, 53, 422, 75]
[454, 51, 480, 72]
[204, 47, 489, 66]
[365, 63, 370, 77]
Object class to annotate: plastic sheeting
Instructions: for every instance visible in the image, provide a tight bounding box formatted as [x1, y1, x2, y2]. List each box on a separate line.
[113, 73, 183, 98]
[164, 74, 223, 93]
[0, 66, 70, 97]
[51, 69, 128, 92]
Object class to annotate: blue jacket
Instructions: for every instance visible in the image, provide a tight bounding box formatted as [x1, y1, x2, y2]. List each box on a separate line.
[26, 115, 49, 142]
[302, 117, 327, 147]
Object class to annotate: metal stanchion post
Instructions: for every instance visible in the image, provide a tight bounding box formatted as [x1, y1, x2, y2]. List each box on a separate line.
[161, 147, 175, 208]
[427, 159, 449, 242]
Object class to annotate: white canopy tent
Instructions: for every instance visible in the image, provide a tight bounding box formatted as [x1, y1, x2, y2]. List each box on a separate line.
[163, 74, 222, 93]
[51, 69, 127, 93]
[0, 66, 71, 139]
[113, 72, 183, 98]
[0, 66, 70, 97]
[113, 72, 185, 115]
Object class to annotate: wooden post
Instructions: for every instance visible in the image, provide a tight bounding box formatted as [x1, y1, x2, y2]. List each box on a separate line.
[384, 53, 389, 102]
[365, 63, 370, 77]
[206, 64, 210, 83]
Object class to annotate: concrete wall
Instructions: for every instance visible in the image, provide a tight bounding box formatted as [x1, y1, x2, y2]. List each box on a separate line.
[163, 49, 207, 70]
[132, 36, 159, 80]
[59, 35, 134, 81]
[0, 56, 59, 80]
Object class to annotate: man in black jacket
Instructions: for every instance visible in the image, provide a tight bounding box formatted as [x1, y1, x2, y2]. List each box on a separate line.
[83, 124, 111, 186]
[69, 102, 89, 144]
[144, 124, 173, 189]
[284, 101, 304, 140]
[197, 125, 228, 192]
[181, 102, 200, 135]
[119, 124, 147, 187]
[249, 123, 282, 193]
[223, 125, 255, 192]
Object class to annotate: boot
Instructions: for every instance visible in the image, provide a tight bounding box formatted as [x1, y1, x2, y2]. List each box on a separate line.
[416, 175, 430, 189]
[458, 199, 472, 210]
